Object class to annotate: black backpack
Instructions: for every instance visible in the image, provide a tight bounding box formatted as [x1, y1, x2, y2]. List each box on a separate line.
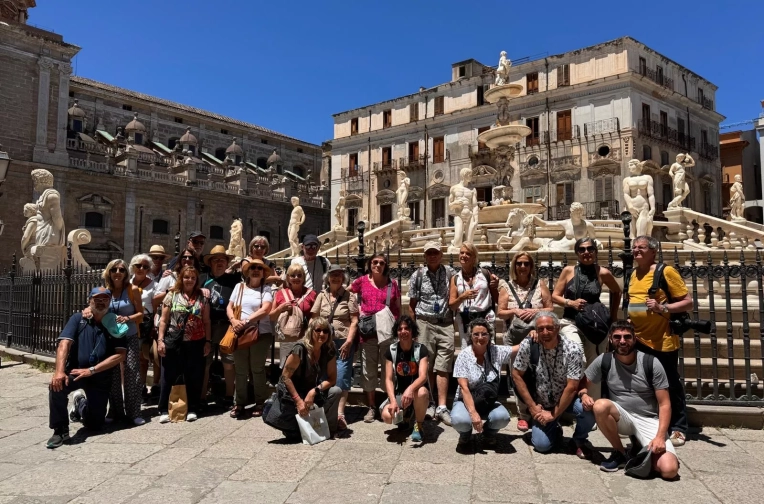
[573, 266, 610, 346]
[599, 352, 655, 399]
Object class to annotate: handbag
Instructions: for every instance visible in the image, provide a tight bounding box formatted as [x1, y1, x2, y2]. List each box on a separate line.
[164, 294, 189, 351]
[507, 279, 538, 345]
[471, 350, 500, 416]
[572, 266, 610, 345]
[168, 376, 188, 422]
[139, 315, 154, 343]
[263, 382, 299, 435]
[221, 283, 262, 353]
[295, 406, 331, 445]
[357, 280, 392, 339]
[275, 288, 309, 341]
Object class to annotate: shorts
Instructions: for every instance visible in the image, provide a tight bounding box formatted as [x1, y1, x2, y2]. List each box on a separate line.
[207, 322, 235, 366]
[614, 402, 676, 456]
[416, 319, 455, 373]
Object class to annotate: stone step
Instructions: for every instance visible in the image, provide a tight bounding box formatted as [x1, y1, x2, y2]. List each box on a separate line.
[682, 337, 763, 359]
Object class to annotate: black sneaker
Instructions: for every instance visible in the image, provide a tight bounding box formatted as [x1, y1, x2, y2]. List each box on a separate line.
[600, 451, 629, 472]
[47, 429, 70, 449]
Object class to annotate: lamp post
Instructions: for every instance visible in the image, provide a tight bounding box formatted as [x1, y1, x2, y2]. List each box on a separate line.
[619, 210, 633, 317]
[355, 221, 366, 275]
[0, 144, 11, 237]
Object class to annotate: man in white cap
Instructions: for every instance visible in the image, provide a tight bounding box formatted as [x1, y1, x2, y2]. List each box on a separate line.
[408, 241, 455, 426]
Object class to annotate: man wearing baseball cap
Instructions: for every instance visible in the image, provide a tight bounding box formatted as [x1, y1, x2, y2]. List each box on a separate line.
[287, 233, 331, 290]
[166, 231, 209, 273]
[47, 287, 127, 449]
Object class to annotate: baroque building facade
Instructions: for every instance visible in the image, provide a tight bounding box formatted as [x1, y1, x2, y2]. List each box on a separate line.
[0, 1, 329, 269]
[329, 37, 723, 233]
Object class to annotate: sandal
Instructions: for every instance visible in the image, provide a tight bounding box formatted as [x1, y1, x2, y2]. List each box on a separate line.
[337, 414, 347, 430]
[230, 405, 245, 418]
[251, 405, 265, 418]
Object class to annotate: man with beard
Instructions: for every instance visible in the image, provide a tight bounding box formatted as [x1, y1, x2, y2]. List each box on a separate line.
[580, 320, 679, 478]
[47, 287, 127, 448]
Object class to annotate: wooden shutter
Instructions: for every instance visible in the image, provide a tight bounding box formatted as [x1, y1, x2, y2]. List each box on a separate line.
[410, 104, 418, 122]
[433, 137, 445, 163]
[409, 142, 419, 161]
[382, 147, 391, 167]
[557, 110, 572, 141]
[557, 65, 569, 86]
[434, 96, 444, 116]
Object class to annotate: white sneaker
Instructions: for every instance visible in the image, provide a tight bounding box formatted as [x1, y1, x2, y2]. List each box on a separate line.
[68, 390, 86, 423]
[159, 414, 170, 424]
[133, 417, 146, 426]
[186, 412, 198, 422]
[425, 403, 436, 420]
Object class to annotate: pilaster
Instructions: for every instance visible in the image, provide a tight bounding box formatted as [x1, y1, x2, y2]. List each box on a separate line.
[32, 56, 53, 163]
[52, 62, 73, 164]
[124, 189, 136, 257]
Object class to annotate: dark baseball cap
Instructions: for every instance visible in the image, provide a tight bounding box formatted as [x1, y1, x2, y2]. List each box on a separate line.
[302, 234, 320, 245]
[188, 231, 206, 240]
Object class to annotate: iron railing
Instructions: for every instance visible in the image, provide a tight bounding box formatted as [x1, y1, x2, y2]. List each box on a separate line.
[638, 119, 696, 152]
[584, 118, 620, 136]
[638, 67, 674, 91]
[699, 142, 719, 161]
[697, 94, 714, 110]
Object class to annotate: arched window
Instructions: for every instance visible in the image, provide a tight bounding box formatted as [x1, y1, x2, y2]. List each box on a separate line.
[84, 212, 104, 229]
[256, 157, 268, 169]
[152, 219, 169, 235]
[215, 148, 226, 161]
[642, 144, 652, 161]
[134, 132, 144, 145]
[209, 225, 225, 240]
[168, 137, 179, 150]
[660, 150, 669, 166]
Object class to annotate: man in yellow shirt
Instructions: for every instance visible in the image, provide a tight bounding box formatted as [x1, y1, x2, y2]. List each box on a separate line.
[627, 236, 693, 447]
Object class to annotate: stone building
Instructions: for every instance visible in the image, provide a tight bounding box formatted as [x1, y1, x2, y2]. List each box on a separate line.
[329, 37, 724, 232]
[0, 1, 328, 270]
[720, 129, 761, 222]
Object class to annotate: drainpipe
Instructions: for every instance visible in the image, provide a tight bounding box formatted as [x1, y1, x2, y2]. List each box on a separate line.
[424, 123, 429, 228]
[545, 58, 552, 218]
[138, 206, 143, 253]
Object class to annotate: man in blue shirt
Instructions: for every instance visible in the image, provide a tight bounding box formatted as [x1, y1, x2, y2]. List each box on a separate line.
[47, 287, 127, 449]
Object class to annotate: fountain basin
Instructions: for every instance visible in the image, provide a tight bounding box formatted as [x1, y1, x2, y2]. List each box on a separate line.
[479, 203, 546, 224]
[478, 125, 532, 149]
[484, 84, 523, 103]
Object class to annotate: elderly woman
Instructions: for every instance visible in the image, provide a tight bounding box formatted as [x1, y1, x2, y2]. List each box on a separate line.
[350, 253, 401, 423]
[246, 236, 281, 285]
[270, 317, 341, 441]
[270, 263, 318, 366]
[311, 264, 358, 430]
[448, 242, 499, 349]
[497, 251, 552, 431]
[552, 237, 621, 399]
[227, 258, 274, 418]
[157, 266, 211, 423]
[451, 318, 518, 451]
[380, 315, 430, 442]
[130, 254, 161, 403]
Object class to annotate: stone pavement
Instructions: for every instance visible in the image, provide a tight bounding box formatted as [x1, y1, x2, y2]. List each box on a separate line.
[1, 361, 764, 504]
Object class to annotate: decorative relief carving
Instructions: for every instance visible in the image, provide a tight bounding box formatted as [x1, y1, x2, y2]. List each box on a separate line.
[428, 183, 450, 199]
[376, 189, 396, 206]
[407, 186, 424, 202]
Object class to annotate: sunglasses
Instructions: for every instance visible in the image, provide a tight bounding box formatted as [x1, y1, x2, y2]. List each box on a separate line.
[314, 328, 330, 334]
[612, 333, 634, 341]
[110, 267, 127, 273]
[251, 244, 267, 250]
[288, 274, 304, 278]
[181, 256, 194, 261]
[371, 260, 386, 266]
[251, 266, 264, 271]
[515, 261, 531, 267]
[577, 246, 596, 253]
[135, 264, 151, 270]
[304, 244, 318, 249]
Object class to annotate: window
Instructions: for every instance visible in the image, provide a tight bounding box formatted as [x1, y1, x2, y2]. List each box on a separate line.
[642, 144, 652, 161]
[168, 137, 179, 150]
[256, 157, 267, 169]
[134, 132, 144, 145]
[215, 147, 226, 161]
[677, 117, 686, 146]
[527, 72, 539, 94]
[408, 141, 419, 162]
[259, 231, 271, 243]
[72, 119, 83, 133]
[458, 65, 466, 78]
[477, 85, 485, 106]
[381, 147, 392, 168]
[595, 176, 614, 202]
[661, 151, 669, 166]
[347, 208, 358, 234]
[556, 183, 574, 206]
[528, 156, 539, 166]
[477, 126, 490, 149]
[297, 148, 303, 153]
[261, 139, 268, 145]
[639, 57, 647, 76]
[641, 103, 651, 123]
[409, 104, 418, 122]
[556, 110, 572, 141]
[525, 186, 542, 204]
[84, 212, 104, 229]
[701, 129, 709, 147]
[698, 87, 705, 103]
[221, 128, 228, 135]
[434, 96, 444, 116]
[174, 117, 183, 124]
[209, 225, 224, 240]
[433, 136, 445, 163]
[383, 109, 392, 129]
[152, 219, 169, 235]
[292, 165, 305, 177]
[659, 111, 668, 136]
[349, 153, 359, 177]
[408, 201, 421, 226]
[476, 186, 492, 203]
[557, 64, 570, 87]
[656, 65, 664, 85]
[351, 117, 359, 135]
[122, 104, 132, 111]
[526, 117, 540, 146]
[380, 204, 393, 225]
[432, 198, 446, 228]
[598, 145, 610, 157]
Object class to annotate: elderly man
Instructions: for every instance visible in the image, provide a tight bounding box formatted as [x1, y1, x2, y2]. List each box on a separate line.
[628, 235, 693, 447]
[408, 241, 456, 426]
[288, 234, 330, 290]
[166, 231, 209, 273]
[201, 245, 239, 405]
[581, 320, 679, 478]
[47, 287, 127, 449]
[512, 311, 594, 456]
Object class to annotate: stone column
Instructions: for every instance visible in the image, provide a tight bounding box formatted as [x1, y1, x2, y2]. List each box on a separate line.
[33, 57, 54, 162]
[52, 62, 73, 165]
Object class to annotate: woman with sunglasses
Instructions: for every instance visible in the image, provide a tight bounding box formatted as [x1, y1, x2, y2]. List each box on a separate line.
[157, 266, 211, 423]
[270, 264, 318, 366]
[154, 248, 203, 307]
[246, 236, 282, 286]
[227, 259, 274, 418]
[350, 253, 401, 423]
[101, 258, 144, 425]
[271, 317, 341, 441]
[130, 254, 161, 403]
[552, 237, 622, 397]
[496, 251, 552, 431]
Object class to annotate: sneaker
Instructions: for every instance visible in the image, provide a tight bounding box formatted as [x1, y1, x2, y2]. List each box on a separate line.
[186, 412, 198, 422]
[600, 451, 629, 472]
[517, 419, 529, 432]
[363, 407, 376, 423]
[69, 390, 86, 423]
[425, 403, 436, 420]
[435, 406, 452, 426]
[159, 414, 170, 424]
[46, 429, 70, 449]
[670, 431, 686, 447]
[133, 417, 146, 426]
[410, 423, 423, 442]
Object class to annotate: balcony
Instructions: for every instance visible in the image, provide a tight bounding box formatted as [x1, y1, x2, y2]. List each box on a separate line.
[548, 200, 619, 221]
[697, 95, 714, 110]
[401, 155, 427, 170]
[372, 159, 397, 173]
[637, 67, 674, 91]
[66, 137, 108, 155]
[583, 118, 620, 136]
[638, 119, 696, 151]
[699, 142, 719, 161]
[340, 166, 363, 179]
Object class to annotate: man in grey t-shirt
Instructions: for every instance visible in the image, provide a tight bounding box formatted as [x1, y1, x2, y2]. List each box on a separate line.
[579, 320, 679, 479]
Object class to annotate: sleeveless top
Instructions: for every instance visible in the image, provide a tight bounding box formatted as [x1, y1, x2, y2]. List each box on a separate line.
[501, 278, 544, 311]
[110, 288, 138, 337]
[562, 265, 601, 320]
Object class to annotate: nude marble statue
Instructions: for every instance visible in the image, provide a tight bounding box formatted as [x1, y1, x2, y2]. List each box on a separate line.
[666, 153, 694, 209]
[623, 159, 656, 239]
[288, 196, 305, 257]
[448, 168, 479, 253]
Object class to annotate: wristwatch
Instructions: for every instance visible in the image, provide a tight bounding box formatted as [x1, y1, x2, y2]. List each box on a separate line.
[314, 386, 322, 396]
[89, 366, 95, 375]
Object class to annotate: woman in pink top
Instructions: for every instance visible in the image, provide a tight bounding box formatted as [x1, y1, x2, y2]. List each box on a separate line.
[350, 253, 400, 423]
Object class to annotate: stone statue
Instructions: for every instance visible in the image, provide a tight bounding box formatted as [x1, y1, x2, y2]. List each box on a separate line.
[623, 159, 656, 239]
[666, 153, 694, 209]
[539, 202, 598, 251]
[448, 167, 479, 253]
[396, 171, 410, 220]
[288, 196, 305, 257]
[31, 169, 65, 248]
[492, 186, 505, 206]
[334, 196, 345, 231]
[497, 208, 528, 250]
[495, 50, 512, 86]
[227, 219, 246, 260]
[21, 203, 37, 259]
[729, 174, 745, 221]
[496, 209, 547, 252]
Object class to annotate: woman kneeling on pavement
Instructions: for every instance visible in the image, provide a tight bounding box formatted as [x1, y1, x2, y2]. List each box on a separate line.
[380, 315, 430, 442]
[451, 318, 516, 451]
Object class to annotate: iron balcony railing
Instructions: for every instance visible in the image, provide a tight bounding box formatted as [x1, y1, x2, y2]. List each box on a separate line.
[584, 118, 620, 136]
[638, 119, 696, 152]
[400, 154, 427, 170]
[638, 67, 675, 91]
[699, 142, 719, 161]
[697, 94, 714, 110]
[372, 159, 397, 173]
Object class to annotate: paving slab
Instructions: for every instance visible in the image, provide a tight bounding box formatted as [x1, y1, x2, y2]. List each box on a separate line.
[200, 481, 297, 504]
[286, 470, 386, 504]
[66, 474, 158, 504]
[379, 482, 472, 504]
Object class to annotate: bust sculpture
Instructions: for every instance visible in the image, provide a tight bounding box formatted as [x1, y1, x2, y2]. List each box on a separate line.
[666, 153, 694, 209]
[227, 219, 246, 260]
[396, 171, 411, 220]
[729, 174, 745, 221]
[21, 203, 37, 259]
[334, 196, 345, 231]
[448, 167, 479, 253]
[495, 51, 512, 86]
[288, 196, 305, 257]
[623, 159, 655, 239]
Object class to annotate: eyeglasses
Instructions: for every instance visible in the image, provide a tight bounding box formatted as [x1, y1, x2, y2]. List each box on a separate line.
[472, 332, 490, 338]
[314, 328, 330, 334]
[135, 264, 150, 270]
[251, 244, 267, 250]
[632, 246, 649, 252]
[612, 333, 634, 341]
[304, 244, 318, 249]
[515, 261, 531, 267]
[371, 260, 386, 266]
[577, 246, 596, 253]
[251, 266, 264, 271]
[181, 256, 194, 261]
[110, 267, 127, 274]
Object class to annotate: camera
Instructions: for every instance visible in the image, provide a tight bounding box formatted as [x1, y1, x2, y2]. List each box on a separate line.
[670, 313, 712, 335]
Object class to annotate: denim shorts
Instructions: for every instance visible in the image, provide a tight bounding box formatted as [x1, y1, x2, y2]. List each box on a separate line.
[334, 338, 357, 391]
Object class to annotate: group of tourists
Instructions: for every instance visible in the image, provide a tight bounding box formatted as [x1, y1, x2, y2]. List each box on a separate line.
[46, 230, 690, 479]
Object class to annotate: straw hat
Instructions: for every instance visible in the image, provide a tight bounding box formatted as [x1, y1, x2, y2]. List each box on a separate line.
[241, 258, 274, 278]
[148, 244, 170, 259]
[204, 245, 235, 266]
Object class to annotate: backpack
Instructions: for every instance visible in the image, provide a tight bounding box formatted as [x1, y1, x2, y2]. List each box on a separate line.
[599, 352, 655, 400]
[414, 265, 453, 304]
[572, 265, 610, 346]
[388, 341, 423, 392]
[628, 263, 697, 336]
[275, 288, 309, 341]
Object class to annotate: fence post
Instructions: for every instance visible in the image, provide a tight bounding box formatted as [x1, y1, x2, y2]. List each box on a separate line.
[7, 253, 16, 348]
[63, 242, 73, 318]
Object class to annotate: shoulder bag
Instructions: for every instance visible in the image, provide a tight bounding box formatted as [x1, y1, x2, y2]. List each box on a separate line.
[506, 279, 538, 345]
[275, 288, 309, 341]
[470, 348, 500, 416]
[164, 293, 189, 351]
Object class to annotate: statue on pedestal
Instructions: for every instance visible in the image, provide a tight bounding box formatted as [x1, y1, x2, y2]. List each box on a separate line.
[666, 153, 694, 209]
[334, 196, 345, 231]
[288, 196, 305, 257]
[32, 169, 65, 248]
[227, 219, 246, 260]
[495, 51, 512, 86]
[448, 168, 479, 253]
[492, 186, 505, 206]
[396, 171, 411, 220]
[623, 159, 655, 239]
[729, 174, 746, 221]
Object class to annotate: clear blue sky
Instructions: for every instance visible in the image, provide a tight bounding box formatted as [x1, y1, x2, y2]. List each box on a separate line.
[31, 0, 763, 145]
